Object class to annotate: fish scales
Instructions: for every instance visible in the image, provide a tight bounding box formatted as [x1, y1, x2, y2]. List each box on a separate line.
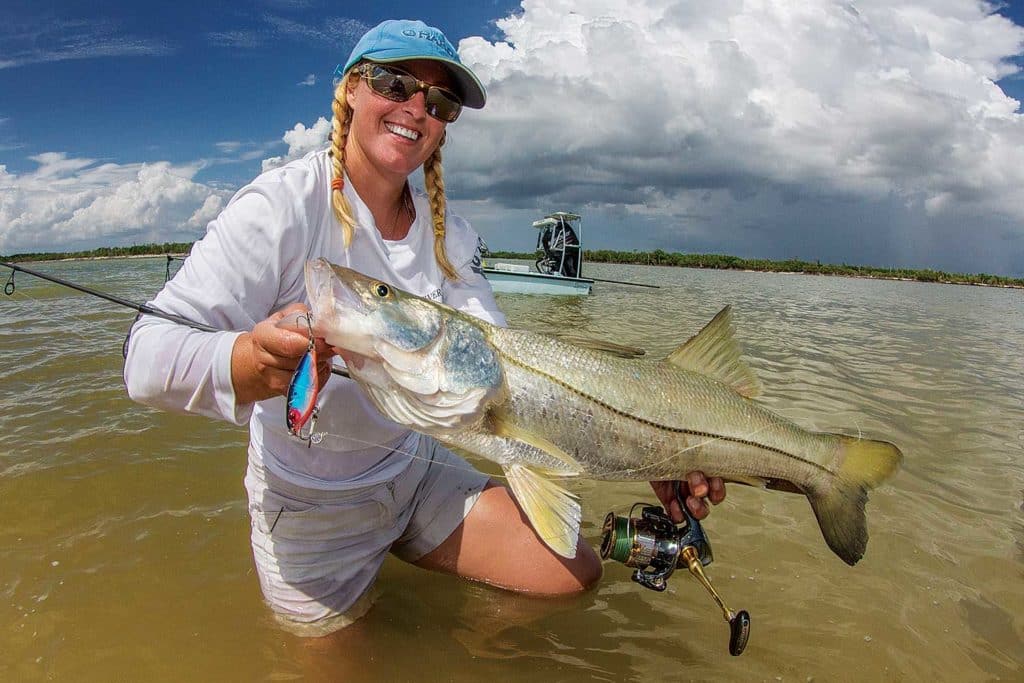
[304, 259, 903, 565]
[488, 326, 835, 482]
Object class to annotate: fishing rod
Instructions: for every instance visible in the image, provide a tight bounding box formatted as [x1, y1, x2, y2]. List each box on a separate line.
[586, 275, 660, 289]
[5, 259, 751, 653]
[0, 260, 350, 379]
[3, 259, 219, 331]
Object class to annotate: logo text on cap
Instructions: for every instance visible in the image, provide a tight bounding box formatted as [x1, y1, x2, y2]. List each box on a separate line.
[400, 28, 457, 59]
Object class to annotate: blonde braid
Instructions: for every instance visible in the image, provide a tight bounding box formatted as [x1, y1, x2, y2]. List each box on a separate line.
[424, 140, 458, 280]
[329, 73, 357, 246]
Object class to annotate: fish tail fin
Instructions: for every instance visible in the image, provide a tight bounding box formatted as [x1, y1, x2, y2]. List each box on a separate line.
[808, 436, 903, 566]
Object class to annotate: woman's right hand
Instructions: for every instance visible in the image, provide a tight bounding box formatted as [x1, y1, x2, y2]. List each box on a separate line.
[230, 303, 335, 405]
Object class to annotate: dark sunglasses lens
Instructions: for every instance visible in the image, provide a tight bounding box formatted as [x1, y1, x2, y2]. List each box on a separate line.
[365, 66, 462, 122]
[425, 90, 461, 122]
[368, 70, 415, 101]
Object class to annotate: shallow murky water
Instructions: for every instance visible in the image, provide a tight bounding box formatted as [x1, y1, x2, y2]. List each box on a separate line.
[1, 257, 1021, 681]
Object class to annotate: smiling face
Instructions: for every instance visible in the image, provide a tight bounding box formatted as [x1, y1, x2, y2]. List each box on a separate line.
[345, 59, 453, 184]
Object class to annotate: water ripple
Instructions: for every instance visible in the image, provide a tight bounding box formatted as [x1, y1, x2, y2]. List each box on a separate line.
[2, 259, 1022, 681]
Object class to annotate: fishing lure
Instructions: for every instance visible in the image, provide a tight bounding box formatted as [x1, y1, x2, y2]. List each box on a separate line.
[285, 315, 323, 446]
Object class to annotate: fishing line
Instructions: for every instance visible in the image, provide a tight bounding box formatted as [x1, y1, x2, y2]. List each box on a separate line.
[3, 260, 709, 493]
[4, 261, 720, 561]
[596, 434, 736, 479]
[305, 426, 514, 482]
[595, 416, 806, 481]
[306, 415, 730, 489]
[0, 260, 350, 379]
[1, 261, 515, 482]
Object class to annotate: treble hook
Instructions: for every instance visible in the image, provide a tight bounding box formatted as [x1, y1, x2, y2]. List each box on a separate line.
[294, 313, 316, 350]
[4, 268, 14, 296]
[295, 312, 314, 333]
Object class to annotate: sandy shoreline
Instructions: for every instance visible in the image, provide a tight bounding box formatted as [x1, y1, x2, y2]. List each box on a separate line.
[62, 254, 189, 262]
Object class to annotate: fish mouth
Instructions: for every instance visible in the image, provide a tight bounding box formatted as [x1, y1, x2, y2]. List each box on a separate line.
[304, 258, 368, 337]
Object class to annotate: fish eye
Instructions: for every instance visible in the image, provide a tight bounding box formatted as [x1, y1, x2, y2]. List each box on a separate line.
[372, 282, 391, 298]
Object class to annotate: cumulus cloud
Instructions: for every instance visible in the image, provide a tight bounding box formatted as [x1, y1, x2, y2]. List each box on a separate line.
[261, 117, 331, 172]
[0, 154, 229, 254]
[297, 73, 316, 87]
[442, 0, 1024, 274]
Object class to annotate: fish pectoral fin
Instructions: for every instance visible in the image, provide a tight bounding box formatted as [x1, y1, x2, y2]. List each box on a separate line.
[556, 334, 646, 358]
[665, 305, 763, 398]
[491, 416, 581, 475]
[503, 463, 581, 559]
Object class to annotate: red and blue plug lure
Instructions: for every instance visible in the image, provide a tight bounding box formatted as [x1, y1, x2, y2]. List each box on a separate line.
[285, 315, 322, 446]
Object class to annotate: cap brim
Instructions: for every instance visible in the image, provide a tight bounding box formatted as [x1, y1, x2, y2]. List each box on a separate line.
[362, 55, 486, 109]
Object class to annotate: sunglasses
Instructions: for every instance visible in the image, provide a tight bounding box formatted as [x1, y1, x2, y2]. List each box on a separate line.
[355, 63, 463, 123]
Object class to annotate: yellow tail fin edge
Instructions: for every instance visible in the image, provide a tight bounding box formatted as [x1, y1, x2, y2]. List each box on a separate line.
[808, 436, 903, 566]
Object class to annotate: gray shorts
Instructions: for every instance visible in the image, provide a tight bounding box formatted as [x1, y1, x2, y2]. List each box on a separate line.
[244, 437, 489, 636]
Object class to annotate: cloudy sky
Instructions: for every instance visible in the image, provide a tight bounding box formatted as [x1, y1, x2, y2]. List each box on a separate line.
[2, 1, 1023, 276]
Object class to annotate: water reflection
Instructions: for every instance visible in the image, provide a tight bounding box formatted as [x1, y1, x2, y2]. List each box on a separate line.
[498, 289, 593, 336]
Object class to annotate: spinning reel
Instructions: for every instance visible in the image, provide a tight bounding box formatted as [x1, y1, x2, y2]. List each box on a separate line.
[600, 490, 751, 656]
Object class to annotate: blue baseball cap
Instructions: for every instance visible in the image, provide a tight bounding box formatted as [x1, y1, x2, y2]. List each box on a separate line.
[341, 19, 486, 109]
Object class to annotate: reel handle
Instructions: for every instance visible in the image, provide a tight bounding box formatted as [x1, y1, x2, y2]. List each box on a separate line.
[674, 485, 749, 655]
[680, 545, 750, 656]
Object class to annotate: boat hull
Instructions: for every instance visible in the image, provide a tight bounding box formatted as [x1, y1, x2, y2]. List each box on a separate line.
[482, 267, 593, 296]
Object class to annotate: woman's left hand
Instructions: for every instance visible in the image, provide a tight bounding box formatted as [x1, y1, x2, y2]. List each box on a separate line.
[650, 473, 726, 523]
[230, 303, 335, 405]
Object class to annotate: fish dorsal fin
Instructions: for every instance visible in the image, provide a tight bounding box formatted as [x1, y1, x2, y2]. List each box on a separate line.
[503, 463, 581, 559]
[557, 334, 646, 359]
[492, 416, 581, 475]
[666, 306, 763, 398]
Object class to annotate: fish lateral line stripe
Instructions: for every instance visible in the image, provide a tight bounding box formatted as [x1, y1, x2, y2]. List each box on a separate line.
[498, 351, 823, 468]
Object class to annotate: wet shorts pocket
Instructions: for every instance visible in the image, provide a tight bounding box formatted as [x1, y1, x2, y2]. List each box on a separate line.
[254, 487, 389, 542]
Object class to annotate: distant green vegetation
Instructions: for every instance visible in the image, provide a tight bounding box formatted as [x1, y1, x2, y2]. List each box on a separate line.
[3, 243, 1020, 288]
[1, 243, 192, 263]
[487, 249, 1024, 288]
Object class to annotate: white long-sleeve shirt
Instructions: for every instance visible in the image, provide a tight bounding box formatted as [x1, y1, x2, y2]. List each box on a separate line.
[123, 149, 505, 488]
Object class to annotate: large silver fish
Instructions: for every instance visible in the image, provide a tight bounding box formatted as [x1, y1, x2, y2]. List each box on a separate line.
[305, 258, 902, 565]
